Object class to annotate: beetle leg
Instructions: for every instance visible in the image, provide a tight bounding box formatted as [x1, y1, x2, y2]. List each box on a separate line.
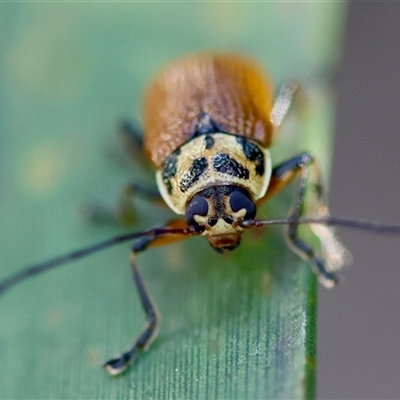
[81, 182, 167, 225]
[258, 153, 350, 288]
[103, 219, 194, 376]
[118, 182, 168, 223]
[270, 80, 299, 128]
[81, 119, 163, 225]
[118, 119, 150, 167]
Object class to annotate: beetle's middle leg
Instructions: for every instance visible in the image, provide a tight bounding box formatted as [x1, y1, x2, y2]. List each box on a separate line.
[82, 120, 168, 225]
[258, 153, 351, 287]
[118, 119, 152, 169]
[82, 182, 167, 225]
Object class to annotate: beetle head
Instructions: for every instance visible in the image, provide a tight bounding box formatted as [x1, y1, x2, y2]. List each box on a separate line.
[185, 185, 256, 252]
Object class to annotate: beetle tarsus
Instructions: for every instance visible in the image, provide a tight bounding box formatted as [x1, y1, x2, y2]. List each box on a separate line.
[104, 350, 137, 376]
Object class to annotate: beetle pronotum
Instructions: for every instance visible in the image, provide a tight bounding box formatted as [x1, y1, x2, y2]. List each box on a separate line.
[1, 53, 399, 375]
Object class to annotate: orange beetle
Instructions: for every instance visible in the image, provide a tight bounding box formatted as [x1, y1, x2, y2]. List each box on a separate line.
[0, 53, 361, 375]
[104, 53, 350, 374]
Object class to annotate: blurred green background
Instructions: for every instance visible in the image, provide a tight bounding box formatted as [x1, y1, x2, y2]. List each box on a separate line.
[0, 3, 345, 399]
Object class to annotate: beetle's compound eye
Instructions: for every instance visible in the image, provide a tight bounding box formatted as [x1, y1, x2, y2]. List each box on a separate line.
[229, 189, 256, 221]
[185, 194, 209, 227]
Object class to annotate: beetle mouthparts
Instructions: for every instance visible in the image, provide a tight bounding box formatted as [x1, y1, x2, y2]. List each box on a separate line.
[208, 233, 242, 253]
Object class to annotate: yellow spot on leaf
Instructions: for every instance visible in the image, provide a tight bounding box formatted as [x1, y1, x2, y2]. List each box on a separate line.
[166, 244, 184, 270]
[45, 309, 62, 328]
[87, 347, 101, 366]
[261, 271, 273, 296]
[23, 144, 66, 194]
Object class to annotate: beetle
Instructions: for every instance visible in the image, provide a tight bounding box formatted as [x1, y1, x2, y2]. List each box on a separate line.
[1, 53, 399, 376]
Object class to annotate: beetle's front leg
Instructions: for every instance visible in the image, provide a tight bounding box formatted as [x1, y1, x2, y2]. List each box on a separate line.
[104, 219, 195, 375]
[259, 153, 351, 288]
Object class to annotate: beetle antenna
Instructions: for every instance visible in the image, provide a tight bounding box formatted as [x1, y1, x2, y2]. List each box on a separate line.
[3, 217, 399, 297]
[0, 226, 195, 296]
[240, 216, 400, 234]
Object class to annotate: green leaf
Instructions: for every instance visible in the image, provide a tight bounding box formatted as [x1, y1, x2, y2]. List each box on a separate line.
[0, 3, 345, 399]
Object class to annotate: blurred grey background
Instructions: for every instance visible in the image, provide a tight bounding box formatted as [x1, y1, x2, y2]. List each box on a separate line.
[319, 3, 400, 399]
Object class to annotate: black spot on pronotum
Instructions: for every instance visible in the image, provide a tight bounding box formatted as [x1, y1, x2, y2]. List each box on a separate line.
[179, 157, 208, 193]
[236, 136, 265, 176]
[213, 153, 249, 180]
[193, 112, 220, 136]
[162, 149, 180, 194]
[204, 135, 215, 150]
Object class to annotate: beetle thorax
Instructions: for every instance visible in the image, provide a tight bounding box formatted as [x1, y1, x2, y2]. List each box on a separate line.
[156, 133, 272, 252]
[156, 133, 272, 215]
